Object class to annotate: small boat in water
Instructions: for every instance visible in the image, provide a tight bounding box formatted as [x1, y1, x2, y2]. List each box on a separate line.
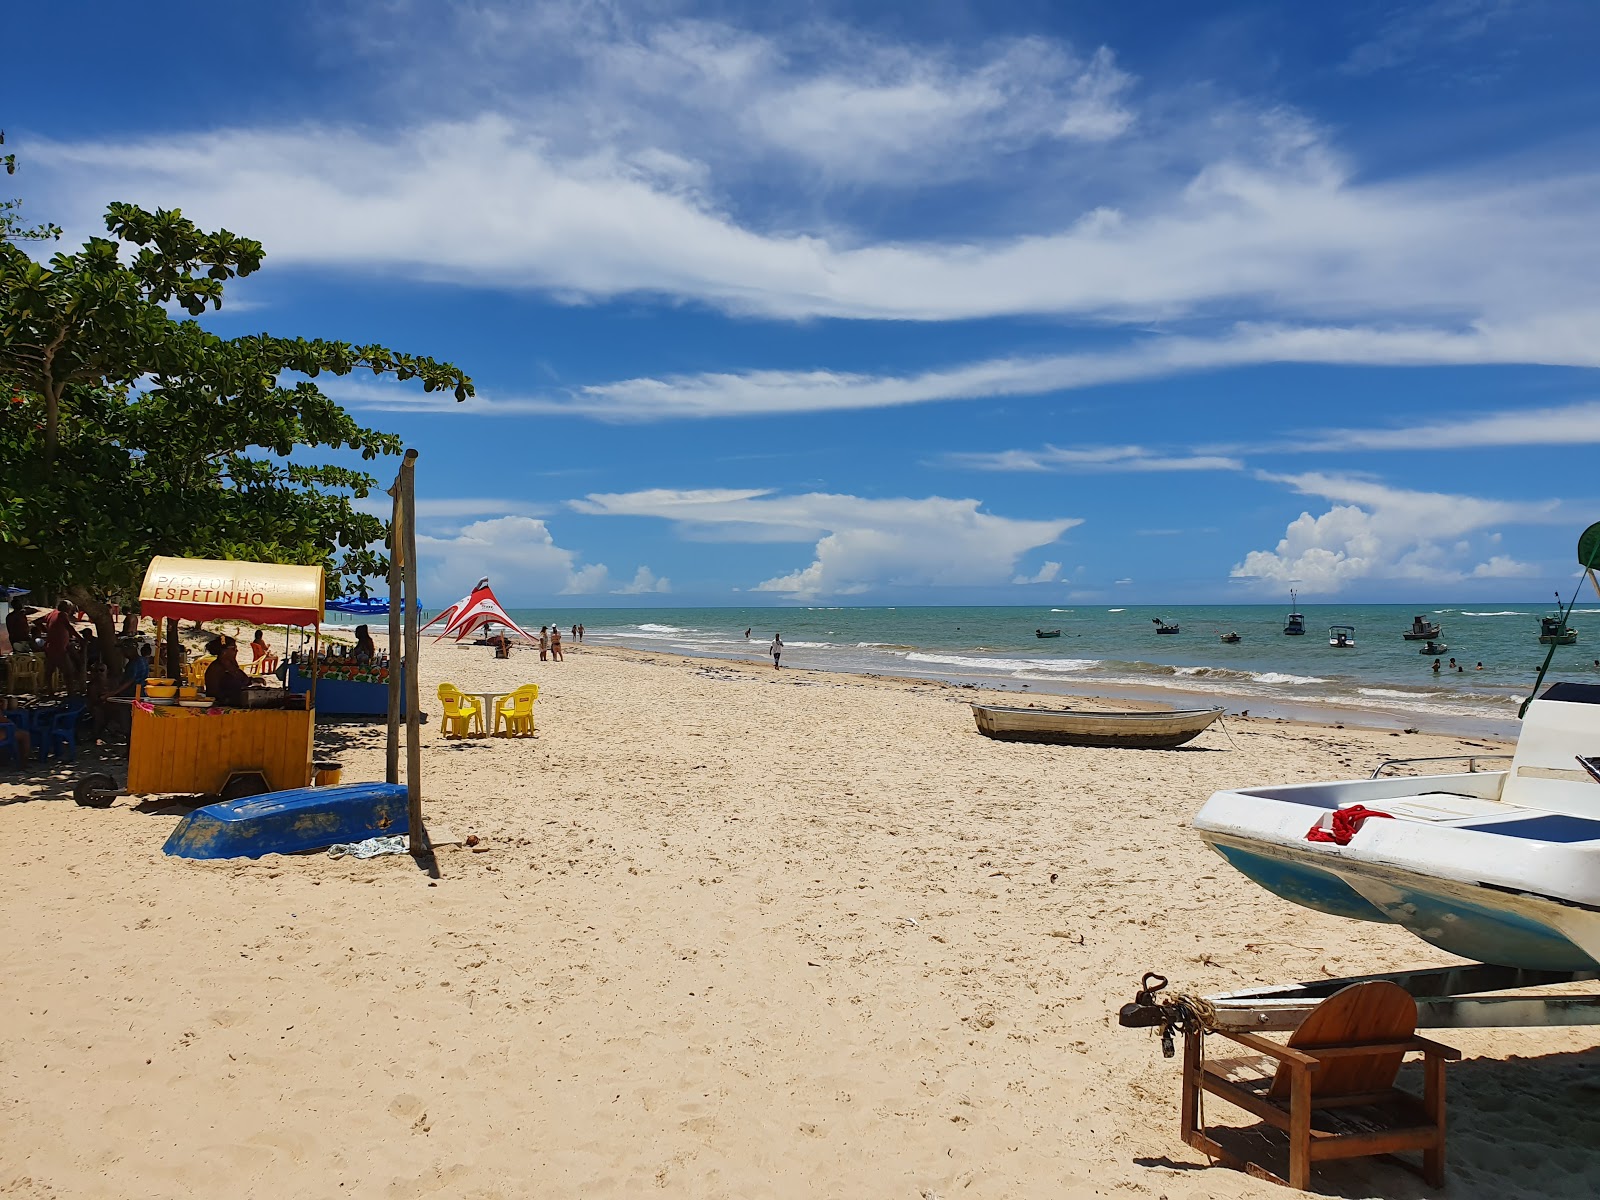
[1152, 618, 1180, 635]
[1540, 614, 1578, 645]
[1419, 639, 1448, 655]
[1035, 628, 1061, 639]
[1328, 624, 1356, 648]
[1219, 632, 1242, 644]
[1194, 682, 1600, 971]
[972, 703, 1223, 749]
[1402, 614, 1441, 641]
[1284, 589, 1306, 636]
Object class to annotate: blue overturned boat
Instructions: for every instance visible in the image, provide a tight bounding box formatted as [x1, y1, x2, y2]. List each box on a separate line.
[163, 781, 410, 860]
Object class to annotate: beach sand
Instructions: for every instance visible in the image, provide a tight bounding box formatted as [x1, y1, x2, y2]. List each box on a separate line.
[3, 639, 1597, 1198]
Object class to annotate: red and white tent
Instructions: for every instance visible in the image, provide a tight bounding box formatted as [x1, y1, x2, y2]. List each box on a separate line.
[419, 576, 485, 637]
[434, 578, 536, 643]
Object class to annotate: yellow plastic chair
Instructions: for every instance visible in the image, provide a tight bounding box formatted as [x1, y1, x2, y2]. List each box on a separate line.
[186, 657, 214, 688]
[493, 684, 538, 736]
[7, 652, 44, 694]
[437, 683, 484, 738]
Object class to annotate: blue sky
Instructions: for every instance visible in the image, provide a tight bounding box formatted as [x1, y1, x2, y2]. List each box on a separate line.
[9, 0, 1600, 606]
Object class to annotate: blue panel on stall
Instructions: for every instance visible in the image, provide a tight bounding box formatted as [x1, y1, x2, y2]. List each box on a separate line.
[162, 782, 410, 860]
[285, 664, 405, 718]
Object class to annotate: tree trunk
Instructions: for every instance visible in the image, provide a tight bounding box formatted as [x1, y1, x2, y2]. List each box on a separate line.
[65, 585, 126, 677]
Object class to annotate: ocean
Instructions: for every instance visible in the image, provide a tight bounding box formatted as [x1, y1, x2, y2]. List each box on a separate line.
[319, 602, 1592, 735]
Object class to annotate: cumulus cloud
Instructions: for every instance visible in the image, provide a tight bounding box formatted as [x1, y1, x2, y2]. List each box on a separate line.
[569, 488, 1079, 599]
[612, 565, 671, 594]
[416, 515, 608, 599]
[1013, 561, 1062, 585]
[1231, 473, 1561, 592]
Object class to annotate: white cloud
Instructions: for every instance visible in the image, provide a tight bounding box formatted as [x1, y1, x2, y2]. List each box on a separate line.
[1342, 0, 1520, 76]
[613, 565, 671, 594]
[1297, 398, 1600, 453]
[25, 84, 1600, 329]
[1231, 473, 1562, 592]
[569, 488, 1079, 599]
[416, 515, 608, 599]
[331, 316, 1600, 423]
[1471, 555, 1538, 578]
[949, 443, 1242, 473]
[1013, 561, 1062, 585]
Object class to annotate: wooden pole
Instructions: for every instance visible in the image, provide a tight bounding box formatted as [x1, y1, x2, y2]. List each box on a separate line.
[385, 471, 403, 786]
[399, 450, 427, 855]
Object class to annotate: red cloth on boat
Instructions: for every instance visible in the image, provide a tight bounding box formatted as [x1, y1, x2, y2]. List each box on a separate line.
[1306, 805, 1394, 846]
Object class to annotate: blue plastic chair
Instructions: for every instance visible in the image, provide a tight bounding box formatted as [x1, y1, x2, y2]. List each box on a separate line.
[47, 709, 80, 762]
[4, 710, 39, 760]
[0, 722, 22, 767]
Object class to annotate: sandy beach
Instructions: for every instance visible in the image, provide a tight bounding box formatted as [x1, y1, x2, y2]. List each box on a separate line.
[3, 638, 1598, 1199]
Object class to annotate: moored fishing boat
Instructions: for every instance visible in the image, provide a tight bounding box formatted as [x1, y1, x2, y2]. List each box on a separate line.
[971, 703, 1222, 748]
[1284, 589, 1306, 636]
[1219, 631, 1241, 644]
[1328, 624, 1356, 648]
[1403, 614, 1441, 641]
[1152, 618, 1180, 635]
[1035, 628, 1061, 638]
[1540, 614, 1578, 645]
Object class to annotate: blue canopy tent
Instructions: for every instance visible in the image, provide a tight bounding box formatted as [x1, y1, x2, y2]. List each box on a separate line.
[325, 596, 416, 617]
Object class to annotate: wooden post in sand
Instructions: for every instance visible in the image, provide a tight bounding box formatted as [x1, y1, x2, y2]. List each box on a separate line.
[397, 450, 428, 856]
[385, 471, 404, 787]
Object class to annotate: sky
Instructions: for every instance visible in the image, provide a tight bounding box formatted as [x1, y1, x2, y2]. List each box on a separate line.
[8, 0, 1600, 606]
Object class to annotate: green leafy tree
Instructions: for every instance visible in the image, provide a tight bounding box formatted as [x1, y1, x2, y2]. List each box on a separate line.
[1, 200, 472, 670]
[1, 131, 61, 244]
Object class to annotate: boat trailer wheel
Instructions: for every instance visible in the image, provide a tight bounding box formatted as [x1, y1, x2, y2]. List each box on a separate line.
[73, 773, 119, 809]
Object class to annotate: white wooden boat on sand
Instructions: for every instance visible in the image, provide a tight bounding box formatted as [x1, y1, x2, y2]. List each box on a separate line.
[971, 703, 1223, 749]
[1195, 681, 1600, 971]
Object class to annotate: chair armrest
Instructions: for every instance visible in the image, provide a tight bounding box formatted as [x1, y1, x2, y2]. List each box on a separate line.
[1216, 1029, 1322, 1069]
[1407, 1034, 1462, 1060]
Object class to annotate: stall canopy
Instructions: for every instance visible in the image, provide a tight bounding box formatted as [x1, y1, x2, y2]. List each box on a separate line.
[326, 596, 420, 617]
[435, 578, 534, 642]
[139, 556, 325, 626]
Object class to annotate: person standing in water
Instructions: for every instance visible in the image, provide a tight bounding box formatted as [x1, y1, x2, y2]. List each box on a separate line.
[769, 633, 783, 670]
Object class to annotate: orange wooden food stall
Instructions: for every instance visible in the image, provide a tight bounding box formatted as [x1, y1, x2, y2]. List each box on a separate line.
[127, 557, 323, 796]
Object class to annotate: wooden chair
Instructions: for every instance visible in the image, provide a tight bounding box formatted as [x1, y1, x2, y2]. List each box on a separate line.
[1181, 980, 1459, 1190]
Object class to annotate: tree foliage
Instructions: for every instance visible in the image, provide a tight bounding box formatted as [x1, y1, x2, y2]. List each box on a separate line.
[0, 131, 61, 245]
[0, 196, 473, 663]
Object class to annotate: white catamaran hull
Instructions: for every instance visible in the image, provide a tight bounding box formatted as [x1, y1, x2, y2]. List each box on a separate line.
[1194, 691, 1600, 972]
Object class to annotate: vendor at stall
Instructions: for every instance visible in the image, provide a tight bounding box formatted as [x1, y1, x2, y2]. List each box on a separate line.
[203, 637, 256, 706]
[353, 625, 377, 665]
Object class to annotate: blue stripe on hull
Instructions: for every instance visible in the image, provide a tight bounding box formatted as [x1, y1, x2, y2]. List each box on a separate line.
[1210, 844, 1390, 923]
[1210, 841, 1600, 972]
[1372, 887, 1599, 973]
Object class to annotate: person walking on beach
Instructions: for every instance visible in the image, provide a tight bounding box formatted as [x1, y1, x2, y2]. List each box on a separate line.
[538, 626, 549, 661]
[550, 625, 564, 661]
[769, 633, 784, 670]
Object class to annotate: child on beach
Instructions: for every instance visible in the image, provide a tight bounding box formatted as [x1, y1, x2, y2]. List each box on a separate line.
[770, 633, 783, 669]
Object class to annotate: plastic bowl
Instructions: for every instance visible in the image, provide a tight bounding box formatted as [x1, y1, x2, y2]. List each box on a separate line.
[146, 677, 176, 687]
[144, 685, 177, 699]
[178, 685, 200, 699]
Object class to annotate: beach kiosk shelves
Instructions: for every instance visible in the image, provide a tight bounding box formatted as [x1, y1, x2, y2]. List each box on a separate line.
[122, 557, 324, 797]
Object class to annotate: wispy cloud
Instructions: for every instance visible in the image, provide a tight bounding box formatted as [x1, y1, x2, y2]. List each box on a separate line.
[354, 495, 551, 519]
[1295, 398, 1600, 452]
[946, 444, 1243, 473]
[332, 317, 1600, 422]
[569, 488, 1079, 598]
[1342, 0, 1521, 76]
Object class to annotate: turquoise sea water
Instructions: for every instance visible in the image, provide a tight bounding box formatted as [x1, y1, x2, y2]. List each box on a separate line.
[446, 603, 1595, 734]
